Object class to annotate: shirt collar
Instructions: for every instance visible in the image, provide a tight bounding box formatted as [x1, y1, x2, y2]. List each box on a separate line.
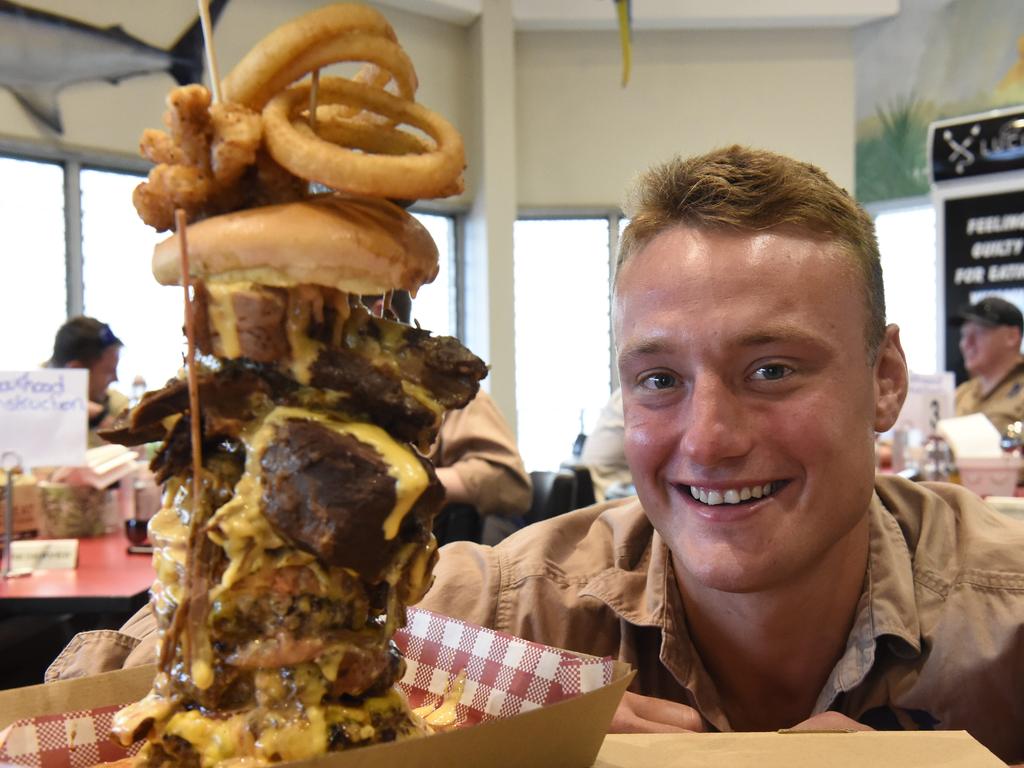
[814, 489, 922, 710]
[576, 490, 925, 723]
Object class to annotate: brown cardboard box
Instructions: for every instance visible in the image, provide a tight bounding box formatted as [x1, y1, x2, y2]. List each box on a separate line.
[0, 661, 633, 768]
[0, 480, 42, 538]
[595, 731, 1005, 767]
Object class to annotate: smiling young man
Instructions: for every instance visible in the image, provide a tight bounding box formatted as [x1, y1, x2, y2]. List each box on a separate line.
[419, 147, 1024, 762]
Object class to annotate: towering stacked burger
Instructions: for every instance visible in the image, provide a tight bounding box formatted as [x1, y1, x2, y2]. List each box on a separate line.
[104, 5, 486, 765]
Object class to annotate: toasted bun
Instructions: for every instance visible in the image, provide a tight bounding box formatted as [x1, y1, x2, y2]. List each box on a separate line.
[153, 195, 438, 294]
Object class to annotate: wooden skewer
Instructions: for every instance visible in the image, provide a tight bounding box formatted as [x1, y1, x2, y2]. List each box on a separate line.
[197, 0, 222, 102]
[175, 209, 203, 515]
[309, 69, 320, 133]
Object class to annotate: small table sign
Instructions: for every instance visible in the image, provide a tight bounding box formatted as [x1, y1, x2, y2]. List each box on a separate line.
[9, 538, 79, 572]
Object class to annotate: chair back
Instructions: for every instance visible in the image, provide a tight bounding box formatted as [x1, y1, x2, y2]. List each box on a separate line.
[569, 465, 597, 509]
[525, 470, 577, 525]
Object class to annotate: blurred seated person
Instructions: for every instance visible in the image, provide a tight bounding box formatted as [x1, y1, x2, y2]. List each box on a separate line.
[48, 316, 127, 448]
[579, 388, 635, 500]
[953, 297, 1024, 436]
[365, 292, 531, 545]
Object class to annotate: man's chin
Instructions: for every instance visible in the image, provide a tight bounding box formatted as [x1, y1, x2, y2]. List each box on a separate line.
[670, 538, 797, 595]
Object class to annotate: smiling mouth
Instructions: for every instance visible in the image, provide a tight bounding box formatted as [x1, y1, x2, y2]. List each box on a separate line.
[684, 481, 787, 506]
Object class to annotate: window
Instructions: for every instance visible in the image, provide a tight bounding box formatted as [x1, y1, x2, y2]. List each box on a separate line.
[409, 212, 455, 337]
[513, 218, 613, 471]
[0, 157, 66, 369]
[873, 204, 938, 374]
[81, 168, 183, 394]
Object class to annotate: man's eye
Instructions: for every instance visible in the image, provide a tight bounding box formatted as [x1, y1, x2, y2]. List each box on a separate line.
[640, 372, 677, 390]
[751, 364, 791, 382]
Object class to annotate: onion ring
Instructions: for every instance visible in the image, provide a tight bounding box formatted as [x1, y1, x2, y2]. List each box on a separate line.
[263, 76, 464, 199]
[312, 112, 431, 156]
[222, 4, 408, 110]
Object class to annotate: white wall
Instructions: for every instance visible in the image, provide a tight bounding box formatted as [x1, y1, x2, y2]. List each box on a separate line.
[516, 27, 856, 209]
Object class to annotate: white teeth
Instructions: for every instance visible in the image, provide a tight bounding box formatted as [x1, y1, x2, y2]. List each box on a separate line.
[687, 482, 778, 505]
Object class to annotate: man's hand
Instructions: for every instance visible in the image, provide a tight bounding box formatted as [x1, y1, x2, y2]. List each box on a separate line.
[610, 691, 704, 733]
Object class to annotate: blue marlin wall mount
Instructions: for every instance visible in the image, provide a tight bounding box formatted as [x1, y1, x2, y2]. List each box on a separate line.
[0, 0, 229, 134]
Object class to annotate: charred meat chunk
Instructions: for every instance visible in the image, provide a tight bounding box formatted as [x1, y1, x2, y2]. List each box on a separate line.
[261, 419, 405, 580]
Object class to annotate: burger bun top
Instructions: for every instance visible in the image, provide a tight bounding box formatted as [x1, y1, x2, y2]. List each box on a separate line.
[153, 195, 439, 295]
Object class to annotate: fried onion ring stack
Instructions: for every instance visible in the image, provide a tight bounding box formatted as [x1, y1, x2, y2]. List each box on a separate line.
[110, 5, 482, 766]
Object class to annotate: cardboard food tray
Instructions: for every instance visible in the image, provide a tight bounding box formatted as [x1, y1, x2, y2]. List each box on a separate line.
[596, 731, 1005, 768]
[0, 607, 633, 768]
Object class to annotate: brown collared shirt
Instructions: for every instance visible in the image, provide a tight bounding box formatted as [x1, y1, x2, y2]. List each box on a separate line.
[419, 476, 1024, 763]
[47, 477, 1024, 762]
[955, 358, 1024, 435]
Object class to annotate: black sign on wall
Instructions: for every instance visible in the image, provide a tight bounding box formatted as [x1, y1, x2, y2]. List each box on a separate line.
[944, 188, 1024, 379]
[930, 108, 1024, 183]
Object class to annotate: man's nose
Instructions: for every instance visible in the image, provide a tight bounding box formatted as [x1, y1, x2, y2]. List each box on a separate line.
[680, 374, 752, 466]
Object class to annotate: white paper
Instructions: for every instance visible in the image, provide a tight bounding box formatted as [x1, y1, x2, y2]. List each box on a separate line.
[894, 371, 956, 435]
[936, 413, 1004, 458]
[50, 445, 139, 490]
[10, 539, 79, 571]
[0, 370, 89, 469]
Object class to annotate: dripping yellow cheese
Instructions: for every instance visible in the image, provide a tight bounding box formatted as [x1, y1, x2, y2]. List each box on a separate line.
[205, 282, 243, 360]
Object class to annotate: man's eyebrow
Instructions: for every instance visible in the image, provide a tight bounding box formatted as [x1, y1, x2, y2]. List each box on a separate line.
[616, 337, 675, 365]
[617, 326, 834, 363]
[734, 326, 830, 349]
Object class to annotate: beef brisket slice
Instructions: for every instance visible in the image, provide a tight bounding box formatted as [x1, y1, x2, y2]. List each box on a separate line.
[260, 419, 399, 580]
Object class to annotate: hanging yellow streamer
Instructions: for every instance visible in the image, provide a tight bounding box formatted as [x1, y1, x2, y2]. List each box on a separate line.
[615, 0, 632, 87]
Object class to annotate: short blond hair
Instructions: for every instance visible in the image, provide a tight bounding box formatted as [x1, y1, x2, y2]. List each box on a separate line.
[618, 146, 885, 359]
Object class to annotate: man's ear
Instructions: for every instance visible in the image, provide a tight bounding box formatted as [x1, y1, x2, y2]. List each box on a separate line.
[874, 324, 909, 433]
[63, 360, 85, 370]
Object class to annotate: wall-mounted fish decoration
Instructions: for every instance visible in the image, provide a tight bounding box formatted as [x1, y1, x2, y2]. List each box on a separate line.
[0, 0, 229, 133]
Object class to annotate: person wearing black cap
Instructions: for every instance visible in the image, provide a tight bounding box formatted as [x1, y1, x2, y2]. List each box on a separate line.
[953, 296, 1024, 435]
[49, 316, 128, 447]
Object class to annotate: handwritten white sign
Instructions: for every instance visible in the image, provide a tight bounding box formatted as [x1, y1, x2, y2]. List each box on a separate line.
[10, 538, 79, 571]
[0, 370, 88, 469]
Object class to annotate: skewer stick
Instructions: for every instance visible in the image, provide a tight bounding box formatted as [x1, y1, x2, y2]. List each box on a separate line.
[175, 209, 203, 515]
[308, 69, 320, 197]
[309, 69, 320, 133]
[197, 0, 222, 102]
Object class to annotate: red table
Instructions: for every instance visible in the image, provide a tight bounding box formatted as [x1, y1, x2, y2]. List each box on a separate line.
[0, 534, 154, 615]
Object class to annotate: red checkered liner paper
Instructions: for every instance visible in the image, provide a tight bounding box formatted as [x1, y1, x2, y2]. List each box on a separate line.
[0, 607, 615, 767]
[397, 606, 614, 727]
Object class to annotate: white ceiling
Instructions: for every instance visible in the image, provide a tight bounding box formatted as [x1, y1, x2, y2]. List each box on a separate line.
[376, 0, 900, 30]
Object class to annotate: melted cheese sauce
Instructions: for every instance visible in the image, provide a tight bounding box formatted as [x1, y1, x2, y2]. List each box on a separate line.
[205, 283, 244, 359]
[158, 688, 414, 766]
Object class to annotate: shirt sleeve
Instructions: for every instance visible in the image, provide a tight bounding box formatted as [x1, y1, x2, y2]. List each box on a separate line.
[417, 540, 503, 629]
[45, 604, 159, 682]
[429, 391, 532, 518]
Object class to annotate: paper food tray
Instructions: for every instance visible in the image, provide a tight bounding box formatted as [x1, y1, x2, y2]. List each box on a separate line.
[0, 607, 632, 768]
